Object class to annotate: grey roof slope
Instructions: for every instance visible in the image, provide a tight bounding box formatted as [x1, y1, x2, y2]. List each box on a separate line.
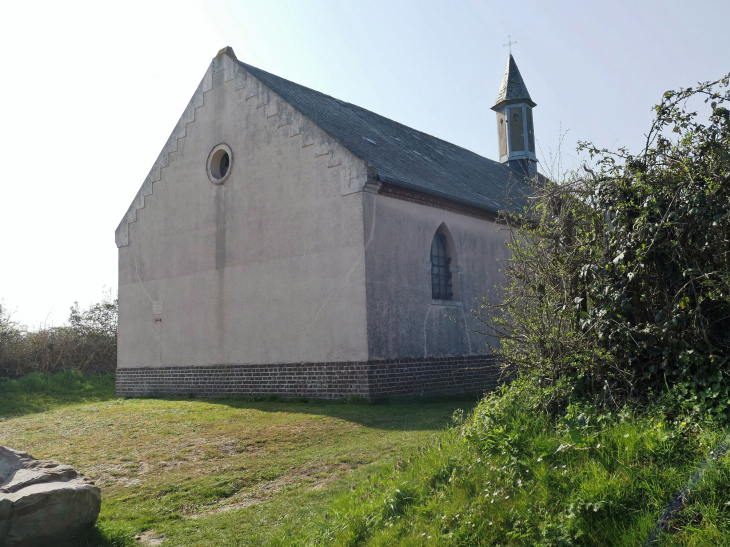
[239, 59, 533, 214]
[493, 54, 535, 109]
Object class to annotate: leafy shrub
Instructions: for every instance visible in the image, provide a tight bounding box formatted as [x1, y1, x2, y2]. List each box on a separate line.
[478, 74, 730, 417]
[580, 79, 730, 418]
[0, 291, 117, 377]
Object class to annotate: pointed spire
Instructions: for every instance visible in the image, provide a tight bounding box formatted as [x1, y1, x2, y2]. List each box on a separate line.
[492, 54, 535, 110]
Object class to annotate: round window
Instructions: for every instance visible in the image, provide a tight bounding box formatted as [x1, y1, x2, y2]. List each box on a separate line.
[207, 144, 233, 185]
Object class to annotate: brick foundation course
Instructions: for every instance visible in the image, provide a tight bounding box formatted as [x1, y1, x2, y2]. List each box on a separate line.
[115, 355, 500, 400]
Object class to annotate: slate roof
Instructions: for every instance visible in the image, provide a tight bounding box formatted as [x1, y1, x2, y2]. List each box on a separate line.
[239, 59, 534, 215]
[493, 54, 535, 109]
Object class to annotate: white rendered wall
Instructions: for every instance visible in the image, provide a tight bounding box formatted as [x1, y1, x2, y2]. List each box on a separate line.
[117, 56, 370, 369]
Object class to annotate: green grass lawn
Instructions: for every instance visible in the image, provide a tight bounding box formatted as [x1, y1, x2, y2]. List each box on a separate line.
[4, 373, 729, 546]
[0, 372, 473, 546]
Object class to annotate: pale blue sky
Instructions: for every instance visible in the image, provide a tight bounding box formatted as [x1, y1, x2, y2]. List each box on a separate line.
[1, 0, 728, 327]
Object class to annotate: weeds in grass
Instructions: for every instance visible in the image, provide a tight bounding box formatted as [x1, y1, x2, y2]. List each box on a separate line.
[297, 382, 730, 546]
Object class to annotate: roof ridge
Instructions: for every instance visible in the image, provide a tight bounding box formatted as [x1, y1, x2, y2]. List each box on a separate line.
[237, 60, 491, 159]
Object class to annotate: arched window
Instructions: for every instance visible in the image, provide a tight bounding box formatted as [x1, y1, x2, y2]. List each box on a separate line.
[431, 231, 453, 300]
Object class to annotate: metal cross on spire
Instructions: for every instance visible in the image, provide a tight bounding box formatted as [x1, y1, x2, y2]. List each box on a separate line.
[503, 35, 517, 54]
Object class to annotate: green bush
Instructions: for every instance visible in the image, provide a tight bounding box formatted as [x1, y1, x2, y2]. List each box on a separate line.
[477, 74, 730, 417]
[0, 291, 117, 377]
[580, 79, 730, 418]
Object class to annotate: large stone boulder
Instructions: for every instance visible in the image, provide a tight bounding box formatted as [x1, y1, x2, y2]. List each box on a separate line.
[0, 447, 101, 547]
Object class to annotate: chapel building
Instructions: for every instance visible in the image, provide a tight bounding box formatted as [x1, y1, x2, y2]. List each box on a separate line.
[114, 47, 538, 399]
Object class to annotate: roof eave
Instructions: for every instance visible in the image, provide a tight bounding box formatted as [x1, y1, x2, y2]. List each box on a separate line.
[376, 173, 518, 218]
[491, 97, 537, 111]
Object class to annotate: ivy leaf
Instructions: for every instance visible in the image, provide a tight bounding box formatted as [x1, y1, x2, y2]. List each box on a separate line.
[569, 430, 584, 445]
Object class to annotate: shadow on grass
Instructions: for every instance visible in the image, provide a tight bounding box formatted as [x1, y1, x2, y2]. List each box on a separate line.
[0, 371, 116, 418]
[80, 523, 136, 547]
[120, 392, 482, 432]
[0, 370, 483, 431]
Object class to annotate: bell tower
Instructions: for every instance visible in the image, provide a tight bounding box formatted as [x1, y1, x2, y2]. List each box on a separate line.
[491, 54, 537, 178]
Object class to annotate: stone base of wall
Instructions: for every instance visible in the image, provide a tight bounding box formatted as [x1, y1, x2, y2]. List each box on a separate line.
[115, 355, 500, 400]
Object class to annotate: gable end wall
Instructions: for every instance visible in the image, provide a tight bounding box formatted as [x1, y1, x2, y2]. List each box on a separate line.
[117, 52, 372, 369]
